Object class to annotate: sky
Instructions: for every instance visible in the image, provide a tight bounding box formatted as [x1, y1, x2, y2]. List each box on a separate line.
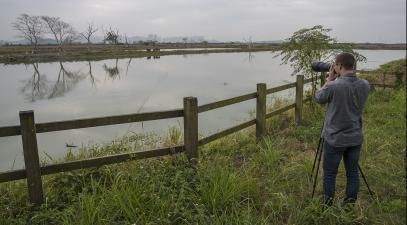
[0, 0, 405, 43]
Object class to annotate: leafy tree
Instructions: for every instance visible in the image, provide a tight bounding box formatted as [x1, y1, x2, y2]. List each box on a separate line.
[274, 25, 366, 78]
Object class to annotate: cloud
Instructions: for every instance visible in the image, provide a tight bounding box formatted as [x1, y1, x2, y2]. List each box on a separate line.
[0, 0, 405, 43]
[150, 17, 167, 25]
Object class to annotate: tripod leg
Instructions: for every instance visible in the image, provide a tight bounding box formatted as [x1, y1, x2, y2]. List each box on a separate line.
[311, 139, 324, 198]
[358, 165, 374, 197]
[311, 137, 323, 180]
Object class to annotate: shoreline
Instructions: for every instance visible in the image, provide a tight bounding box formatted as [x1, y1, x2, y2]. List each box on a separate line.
[1, 43, 405, 64]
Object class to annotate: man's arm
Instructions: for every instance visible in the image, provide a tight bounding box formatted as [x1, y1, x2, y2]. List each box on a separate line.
[314, 84, 331, 104]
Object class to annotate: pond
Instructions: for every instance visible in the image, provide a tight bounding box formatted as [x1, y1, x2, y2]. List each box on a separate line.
[0, 50, 405, 171]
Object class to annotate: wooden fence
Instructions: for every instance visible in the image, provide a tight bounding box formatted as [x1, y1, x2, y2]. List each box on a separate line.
[0, 75, 320, 206]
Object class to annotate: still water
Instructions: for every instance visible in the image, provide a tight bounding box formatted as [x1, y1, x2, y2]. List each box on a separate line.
[0, 50, 405, 170]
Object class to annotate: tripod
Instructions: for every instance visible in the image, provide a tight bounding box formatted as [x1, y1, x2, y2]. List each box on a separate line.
[310, 134, 375, 199]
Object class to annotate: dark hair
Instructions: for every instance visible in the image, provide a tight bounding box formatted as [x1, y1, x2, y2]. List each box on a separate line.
[335, 53, 356, 70]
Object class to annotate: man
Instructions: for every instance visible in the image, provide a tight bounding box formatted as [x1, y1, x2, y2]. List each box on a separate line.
[314, 52, 370, 206]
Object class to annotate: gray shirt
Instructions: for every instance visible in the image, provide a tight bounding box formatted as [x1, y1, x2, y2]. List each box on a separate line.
[314, 73, 370, 147]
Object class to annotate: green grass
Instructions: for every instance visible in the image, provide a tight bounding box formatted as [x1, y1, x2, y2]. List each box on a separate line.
[358, 58, 406, 87]
[0, 86, 405, 225]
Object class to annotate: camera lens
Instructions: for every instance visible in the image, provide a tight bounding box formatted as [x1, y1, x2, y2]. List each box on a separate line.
[311, 62, 331, 72]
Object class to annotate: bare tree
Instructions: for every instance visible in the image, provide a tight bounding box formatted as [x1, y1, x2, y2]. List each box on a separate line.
[243, 36, 253, 49]
[243, 37, 255, 63]
[124, 33, 129, 47]
[104, 27, 120, 44]
[12, 14, 43, 50]
[81, 23, 98, 44]
[41, 16, 78, 51]
[202, 40, 208, 49]
[182, 37, 188, 47]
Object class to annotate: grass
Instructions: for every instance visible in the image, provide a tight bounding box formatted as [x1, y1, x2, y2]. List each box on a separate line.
[0, 85, 405, 224]
[358, 58, 406, 87]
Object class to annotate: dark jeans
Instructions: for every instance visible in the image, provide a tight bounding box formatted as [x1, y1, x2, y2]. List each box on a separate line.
[323, 141, 361, 203]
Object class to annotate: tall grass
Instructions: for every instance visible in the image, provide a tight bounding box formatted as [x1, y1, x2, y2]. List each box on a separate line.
[0, 86, 405, 225]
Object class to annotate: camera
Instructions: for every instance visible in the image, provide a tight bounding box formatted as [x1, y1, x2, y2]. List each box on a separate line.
[311, 62, 331, 72]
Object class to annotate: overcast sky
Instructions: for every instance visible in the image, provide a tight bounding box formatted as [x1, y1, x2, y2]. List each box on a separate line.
[0, 0, 405, 43]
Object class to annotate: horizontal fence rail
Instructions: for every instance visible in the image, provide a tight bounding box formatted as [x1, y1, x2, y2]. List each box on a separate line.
[0, 109, 184, 137]
[198, 92, 257, 113]
[0, 74, 321, 206]
[304, 76, 320, 84]
[0, 146, 184, 183]
[0, 125, 20, 138]
[266, 82, 296, 94]
[36, 109, 184, 134]
[198, 119, 256, 146]
[266, 103, 296, 119]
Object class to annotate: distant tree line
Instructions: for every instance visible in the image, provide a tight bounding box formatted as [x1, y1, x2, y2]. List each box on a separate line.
[12, 13, 122, 51]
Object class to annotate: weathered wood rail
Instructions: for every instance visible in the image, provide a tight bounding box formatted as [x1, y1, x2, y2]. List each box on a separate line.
[0, 74, 321, 206]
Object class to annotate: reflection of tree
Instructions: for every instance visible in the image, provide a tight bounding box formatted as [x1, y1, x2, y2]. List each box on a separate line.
[48, 62, 86, 98]
[103, 58, 120, 80]
[87, 61, 96, 86]
[125, 58, 132, 76]
[20, 61, 86, 102]
[243, 36, 255, 64]
[21, 63, 50, 102]
[245, 52, 255, 64]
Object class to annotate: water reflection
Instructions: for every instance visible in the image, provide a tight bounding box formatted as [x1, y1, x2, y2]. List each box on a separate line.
[20, 61, 87, 101]
[125, 58, 132, 76]
[103, 58, 120, 80]
[87, 61, 96, 86]
[146, 56, 161, 60]
[49, 62, 86, 98]
[19, 58, 146, 102]
[20, 63, 50, 102]
[244, 52, 255, 64]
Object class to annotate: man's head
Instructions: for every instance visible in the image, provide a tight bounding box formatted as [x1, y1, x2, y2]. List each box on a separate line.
[334, 53, 356, 75]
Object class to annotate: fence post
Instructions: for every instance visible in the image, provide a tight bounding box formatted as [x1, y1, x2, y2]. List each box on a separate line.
[256, 83, 267, 141]
[295, 75, 304, 125]
[19, 110, 44, 206]
[183, 97, 198, 164]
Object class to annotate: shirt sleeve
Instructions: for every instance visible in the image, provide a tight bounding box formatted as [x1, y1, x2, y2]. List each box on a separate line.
[314, 84, 332, 104]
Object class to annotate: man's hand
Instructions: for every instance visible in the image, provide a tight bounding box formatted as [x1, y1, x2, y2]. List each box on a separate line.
[320, 64, 337, 89]
[328, 64, 337, 81]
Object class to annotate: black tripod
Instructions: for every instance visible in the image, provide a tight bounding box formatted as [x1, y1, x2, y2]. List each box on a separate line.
[310, 134, 375, 199]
